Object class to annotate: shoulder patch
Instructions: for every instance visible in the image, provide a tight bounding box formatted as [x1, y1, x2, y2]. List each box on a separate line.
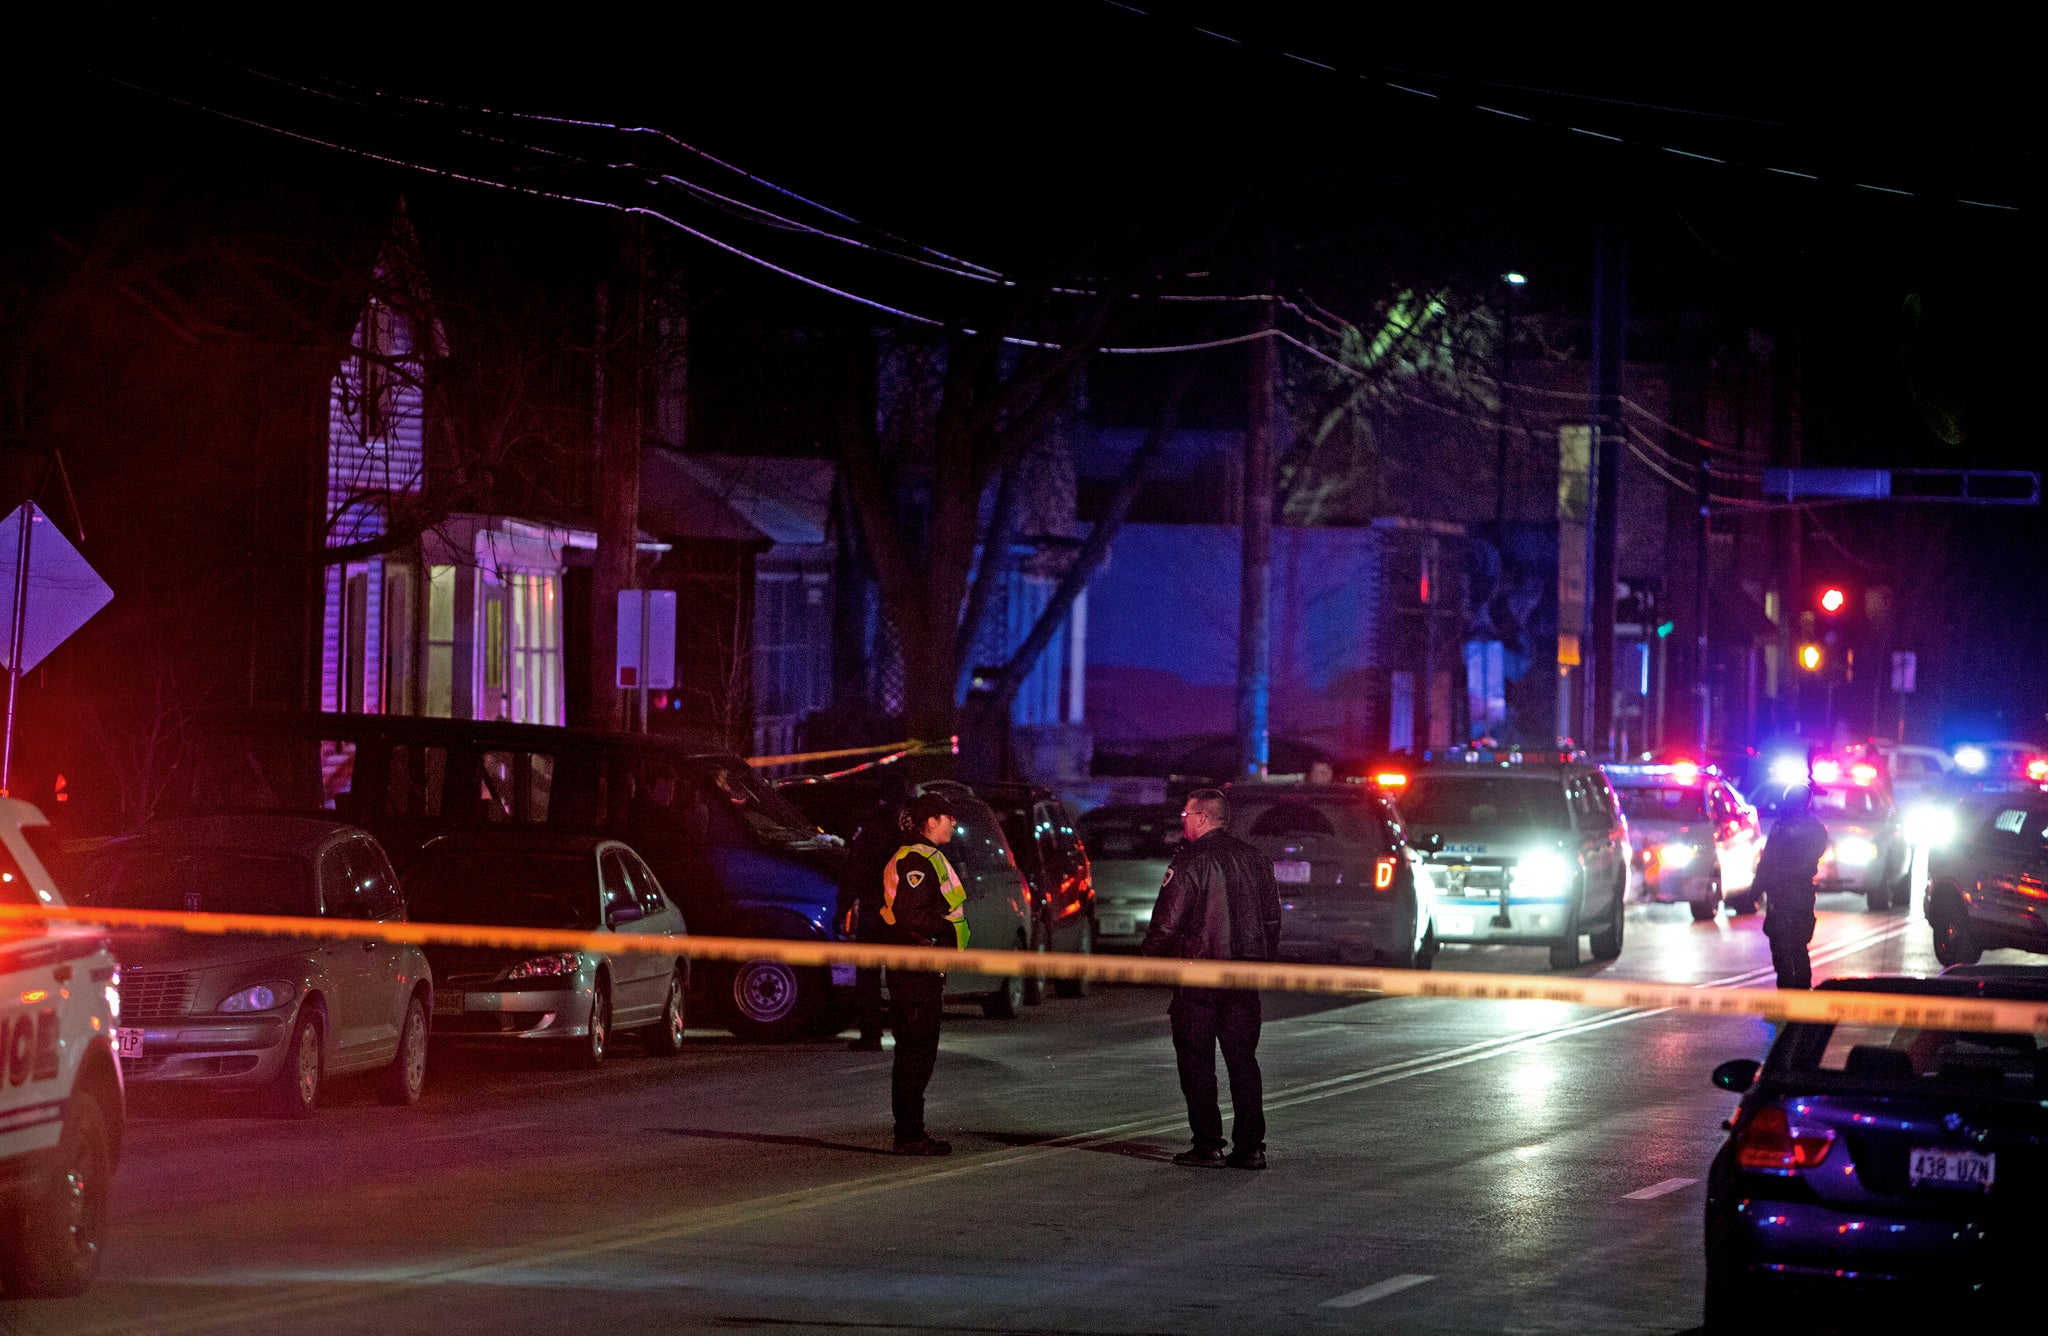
[906, 869, 925, 888]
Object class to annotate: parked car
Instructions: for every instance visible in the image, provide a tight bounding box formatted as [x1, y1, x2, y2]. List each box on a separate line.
[171, 711, 848, 1042]
[1703, 972, 2047, 1327]
[1876, 742, 1954, 807]
[1392, 749, 1631, 969]
[73, 816, 432, 1118]
[0, 797, 124, 1297]
[1074, 803, 1181, 950]
[974, 781, 1097, 998]
[1227, 779, 1437, 968]
[404, 833, 689, 1060]
[1925, 793, 2048, 966]
[1604, 762, 1762, 919]
[1752, 779, 1911, 910]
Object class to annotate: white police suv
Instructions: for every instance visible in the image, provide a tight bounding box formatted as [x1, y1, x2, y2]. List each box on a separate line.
[0, 796, 122, 1297]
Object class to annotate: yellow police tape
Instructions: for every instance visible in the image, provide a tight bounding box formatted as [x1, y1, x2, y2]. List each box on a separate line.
[745, 740, 922, 768]
[4, 902, 2044, 1036]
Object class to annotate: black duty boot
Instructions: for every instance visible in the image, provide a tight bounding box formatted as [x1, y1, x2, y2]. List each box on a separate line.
[1225, 1147, 1267, 1170]
[894, 1136, 952, 1156]
[1172, 1146, 1226, 1168]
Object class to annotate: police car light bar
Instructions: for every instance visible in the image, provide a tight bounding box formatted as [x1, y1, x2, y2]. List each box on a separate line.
[1422, 746, 1576, 765]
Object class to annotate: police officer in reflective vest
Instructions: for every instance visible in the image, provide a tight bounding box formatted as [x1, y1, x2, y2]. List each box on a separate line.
[1758, 784, 1831, 989]
[878, 792, 969, 1155]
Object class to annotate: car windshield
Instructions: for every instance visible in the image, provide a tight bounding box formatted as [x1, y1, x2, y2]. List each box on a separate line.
[405, 851, 597, 928]
[81, 847, 316, 917]
[1078, 807, 1180, 859]
[1398, 776, 1570, 829]
[683, 756, 823, 848]
[1779, 1018, 2048, 1096]
[1233, 795, 1389, 853]
[1615, 786, 1707, 823]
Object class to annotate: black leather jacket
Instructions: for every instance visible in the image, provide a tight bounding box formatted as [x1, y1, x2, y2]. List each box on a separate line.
[1141, 828, 1282, 962]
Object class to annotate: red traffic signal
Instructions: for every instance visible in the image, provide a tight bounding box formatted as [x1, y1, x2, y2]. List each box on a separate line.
[1819, 587, 1847, 614]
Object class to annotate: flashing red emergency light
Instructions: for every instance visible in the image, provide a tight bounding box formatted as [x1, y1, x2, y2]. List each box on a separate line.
[2028, 758, 2048, 783]
[1671, 760, 1700, 785]
[1373, 771, 1409, 788]
[1810, 758, 1842, 785]
[1850, 762, 1879, 786]
[1819, 587, 1847, 614]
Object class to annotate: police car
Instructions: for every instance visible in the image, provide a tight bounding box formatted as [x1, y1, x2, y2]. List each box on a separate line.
[0, 797, 123, 1297]
[1390, 749, 1631, 969]
[1605, 761, 1762, 920]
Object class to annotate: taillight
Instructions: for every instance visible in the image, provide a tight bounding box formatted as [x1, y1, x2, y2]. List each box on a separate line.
[1374, 856, 1397, 891]
[2029, 758, 2048, 783]
[1734, 1105, 1834, 1172]
[1850, 762, 1878, 785]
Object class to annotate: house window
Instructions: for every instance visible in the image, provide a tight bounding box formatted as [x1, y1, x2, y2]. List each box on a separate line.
[752, 571, 831, 757]
[384, 560, 417, 715]
[425, 565, 456, 718]
[509, 572, 563, 726]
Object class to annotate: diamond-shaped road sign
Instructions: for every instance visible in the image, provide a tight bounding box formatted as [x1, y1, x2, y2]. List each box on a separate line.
[0, 502, 115, 673]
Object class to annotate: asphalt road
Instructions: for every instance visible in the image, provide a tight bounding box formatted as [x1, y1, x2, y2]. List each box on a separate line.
[7, 879, 2014, 1335]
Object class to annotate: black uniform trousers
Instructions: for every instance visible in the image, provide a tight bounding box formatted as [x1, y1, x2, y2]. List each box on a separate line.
[1169, 985, 1265, 1152]
[888, 968, 945, 1143]
[1764, 885, 1817, 990]
[852, 916, 887, 1043]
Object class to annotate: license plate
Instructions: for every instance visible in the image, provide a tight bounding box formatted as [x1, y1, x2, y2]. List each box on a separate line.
[116, 1028, 145, 1058]
[1099, 914, 1135, 936]
[1437, 911, 1475, 936]
[830, 964, 856, 987]
[1910, 1146, 1995, 1190]
[433, 990, 464, 1016]
[1273, 860, 1311, 884]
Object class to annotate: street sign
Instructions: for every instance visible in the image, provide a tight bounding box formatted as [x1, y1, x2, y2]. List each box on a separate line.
[616, 589, 676, 689]
[1764, 467, 2039, 505]
[1891, 651, 1917, 694]
[0, 502, 114, 674]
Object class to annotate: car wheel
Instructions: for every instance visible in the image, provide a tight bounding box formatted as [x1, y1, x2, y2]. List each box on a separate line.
[1412, 924, 1439, 971]
[266, 1008, 323, 1119]
[376, 994, 429, 1106]
[982, 940, 1027, 1019]
[1053, 916, 1093, 998]
[1865, 882, 1890, 911]
[1690, 877, 1722, 922]
[0, 1087, 112, 1297]
[643, 970, 688, 1056]
[571, 980, 611, 1068]
[726, 959, 823, 1042]
[1022, 916, 1048, 1007]
[1931, 889, 1983, 967]
[1588, 881, 1625, 961]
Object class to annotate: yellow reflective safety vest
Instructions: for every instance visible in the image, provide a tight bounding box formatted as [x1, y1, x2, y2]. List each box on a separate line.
[880, 841, 969, 948]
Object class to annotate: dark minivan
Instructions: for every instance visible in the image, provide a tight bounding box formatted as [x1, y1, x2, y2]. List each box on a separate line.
[169, 711, 847, 1041]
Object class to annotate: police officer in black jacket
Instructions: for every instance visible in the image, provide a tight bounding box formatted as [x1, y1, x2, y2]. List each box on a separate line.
[1758, 784, 1832, 989]
[1142, 787, 1283, 1170]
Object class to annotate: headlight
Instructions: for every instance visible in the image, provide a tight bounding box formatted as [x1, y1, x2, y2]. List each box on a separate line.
[1903, 804, 1955, 847]
[1656, 843, 1698, 871]
[218, 981, 295, 1013]
[507, 952, 582, 981]
[1834, 837, 1879, 867]
[1511, 850, 1574, 898]
[1768, 755, 1808, 785]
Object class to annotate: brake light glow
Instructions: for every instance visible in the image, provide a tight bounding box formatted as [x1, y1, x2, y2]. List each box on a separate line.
[2028, 759, 2048, 782]
[1374, 856, 1397, 891]
[1811, 758, 1842, 785]
[1373, 772, 1408, 788]
[1850, 762, 1878, 786]
[1735, 1105, 1835, 1173]
[1671, 761, 1699, 785]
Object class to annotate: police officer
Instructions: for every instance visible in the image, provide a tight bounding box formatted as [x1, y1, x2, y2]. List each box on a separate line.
[878, 792, 968, 1155]
[1758, 784, 1831, 989]
[1142, 787, 1282, 1170]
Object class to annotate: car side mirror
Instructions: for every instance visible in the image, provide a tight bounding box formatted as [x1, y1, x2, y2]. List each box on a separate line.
[608, 902, 645, 928]
[1712, 1058, 1760, 1093]
[1419, 833, 1443, 853]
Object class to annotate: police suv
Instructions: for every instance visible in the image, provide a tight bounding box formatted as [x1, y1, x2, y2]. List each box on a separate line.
[1390, 749, 1631, 969]
[0, 797, 122, 1297]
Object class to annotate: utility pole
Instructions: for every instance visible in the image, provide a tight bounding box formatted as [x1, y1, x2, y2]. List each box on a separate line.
[1695, 454, 1712, 750]
[591, 215, 646, 733]
[1585, 214, 1627, 758]
[1237, 287, 1275, 778]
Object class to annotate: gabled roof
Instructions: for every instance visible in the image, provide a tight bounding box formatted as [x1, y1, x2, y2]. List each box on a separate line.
[639, 448, 834, 545]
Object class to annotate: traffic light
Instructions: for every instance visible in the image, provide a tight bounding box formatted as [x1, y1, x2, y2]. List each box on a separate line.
[1798, 643, 1824, 671]
[1819, 586, 1847, 614]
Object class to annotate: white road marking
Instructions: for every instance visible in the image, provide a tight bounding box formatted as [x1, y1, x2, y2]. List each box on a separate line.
[1322, 1274, 1435, 1308]
[1622, 1176, 1698, 1200]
